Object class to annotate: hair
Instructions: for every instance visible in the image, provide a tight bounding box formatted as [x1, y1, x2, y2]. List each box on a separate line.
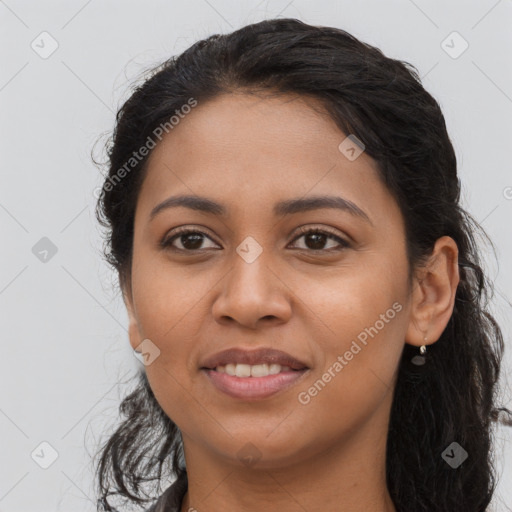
[93, 17, 512, 512]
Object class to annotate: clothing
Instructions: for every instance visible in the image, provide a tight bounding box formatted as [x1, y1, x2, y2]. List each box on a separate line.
[145, 475, 188, 512]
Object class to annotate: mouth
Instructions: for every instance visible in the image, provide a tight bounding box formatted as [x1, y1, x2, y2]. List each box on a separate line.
[200, 347, 310, 400]
[200, 347, 309, 372]
[204, 362, 306, 377]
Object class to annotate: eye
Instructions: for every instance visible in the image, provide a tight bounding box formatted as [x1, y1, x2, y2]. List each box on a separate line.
[161, 227, 220, 252]
[288, 226, 351, 252]
[161, 225, 351, 254]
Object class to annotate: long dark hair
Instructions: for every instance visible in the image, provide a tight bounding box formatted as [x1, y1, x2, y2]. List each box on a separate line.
[93, 17, 512, 511]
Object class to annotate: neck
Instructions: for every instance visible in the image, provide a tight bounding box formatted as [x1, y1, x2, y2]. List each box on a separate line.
[179, 397, 396, 512]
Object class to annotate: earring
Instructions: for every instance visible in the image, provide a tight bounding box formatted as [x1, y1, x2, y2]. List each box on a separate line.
[411, 336, 428, 366]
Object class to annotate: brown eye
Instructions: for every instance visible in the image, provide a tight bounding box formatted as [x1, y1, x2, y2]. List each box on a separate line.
[161, 228, 220, 252]
[289, 227, 350, 252]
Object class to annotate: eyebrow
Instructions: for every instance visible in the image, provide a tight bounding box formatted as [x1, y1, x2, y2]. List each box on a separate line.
[149, 194, 373, 226]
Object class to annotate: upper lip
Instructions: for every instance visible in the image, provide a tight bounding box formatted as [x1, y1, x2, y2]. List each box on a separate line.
[200, 347, 309, 371]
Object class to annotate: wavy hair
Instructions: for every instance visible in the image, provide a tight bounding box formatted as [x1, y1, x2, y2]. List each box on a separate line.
[93, 18, 512, 512]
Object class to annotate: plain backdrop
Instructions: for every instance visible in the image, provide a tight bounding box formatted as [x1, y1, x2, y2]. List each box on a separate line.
[1, 1, 511, 510]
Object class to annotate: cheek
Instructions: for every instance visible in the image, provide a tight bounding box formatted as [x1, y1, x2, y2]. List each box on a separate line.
[129, 250, 211, 402]
[131, 246, 211, 339]
[290, 287, 406, 449]
[300, 261, 408, 395]
[131, 264, 205, 428]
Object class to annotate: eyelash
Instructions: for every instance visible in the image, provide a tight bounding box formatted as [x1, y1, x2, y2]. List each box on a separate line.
[160, 225, 351, 254]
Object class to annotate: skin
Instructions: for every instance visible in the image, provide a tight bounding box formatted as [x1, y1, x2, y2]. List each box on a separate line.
[123, 91, 460, 512]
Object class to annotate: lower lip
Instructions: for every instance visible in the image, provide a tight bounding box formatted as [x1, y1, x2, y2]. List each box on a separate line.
[202, 368, 308, 400]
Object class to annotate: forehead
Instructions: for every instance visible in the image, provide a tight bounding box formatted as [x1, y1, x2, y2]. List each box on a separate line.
[136, 92, 398, 227]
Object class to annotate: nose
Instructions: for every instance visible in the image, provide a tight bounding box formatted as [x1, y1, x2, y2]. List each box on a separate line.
[211, 251, 293, 330]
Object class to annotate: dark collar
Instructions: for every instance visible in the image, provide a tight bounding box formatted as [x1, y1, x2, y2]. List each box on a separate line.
[147, 474, 188, 512]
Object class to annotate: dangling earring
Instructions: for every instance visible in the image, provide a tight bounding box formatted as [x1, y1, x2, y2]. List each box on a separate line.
[411, 336, 428, 366]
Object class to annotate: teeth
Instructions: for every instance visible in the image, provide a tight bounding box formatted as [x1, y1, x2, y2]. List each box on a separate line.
[235, 364, 251, 378]
[225, 363, 236, 376]
[269, 363, 282, 375]
[216, 363, 293, 377]
[251, 363, 269, 377]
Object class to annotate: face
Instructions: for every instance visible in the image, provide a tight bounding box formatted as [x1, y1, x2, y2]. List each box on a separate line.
[124, 92, 418, 469]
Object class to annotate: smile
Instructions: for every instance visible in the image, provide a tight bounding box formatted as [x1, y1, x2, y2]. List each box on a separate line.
[214, 362, 296, 377]
[202, 366, 309, 400]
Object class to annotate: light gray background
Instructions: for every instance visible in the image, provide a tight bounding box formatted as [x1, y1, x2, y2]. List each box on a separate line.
[1, 1, 511, 510]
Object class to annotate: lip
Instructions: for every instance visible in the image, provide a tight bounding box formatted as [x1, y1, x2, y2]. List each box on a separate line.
[200, 347, 309, 371]
[202, 368, 309, 400]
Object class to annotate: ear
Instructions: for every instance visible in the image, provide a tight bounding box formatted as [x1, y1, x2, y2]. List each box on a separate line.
[121, 274, 143, 352]
[405, 236, 460, 348]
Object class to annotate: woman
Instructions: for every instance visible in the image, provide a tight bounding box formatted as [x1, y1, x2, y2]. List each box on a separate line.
[93, 17, 511, 512]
